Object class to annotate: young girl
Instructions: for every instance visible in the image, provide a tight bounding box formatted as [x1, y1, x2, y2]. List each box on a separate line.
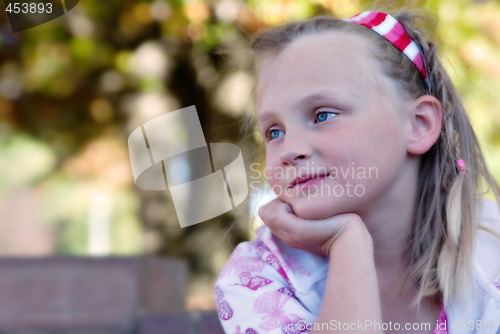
[215, 10, 500, 334]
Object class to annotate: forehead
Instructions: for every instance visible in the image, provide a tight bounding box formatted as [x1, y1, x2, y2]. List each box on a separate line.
[256, 31, 388, 107]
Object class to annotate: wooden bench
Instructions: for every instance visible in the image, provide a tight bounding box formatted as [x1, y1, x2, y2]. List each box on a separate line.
[0, 257, 223, 333]
[139, 311, 223, 334]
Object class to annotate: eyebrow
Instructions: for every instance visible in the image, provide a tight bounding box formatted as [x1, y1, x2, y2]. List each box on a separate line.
[257, 111, 276, 125]
[258, 90, 346, 123]
[296, 91, 344, 109]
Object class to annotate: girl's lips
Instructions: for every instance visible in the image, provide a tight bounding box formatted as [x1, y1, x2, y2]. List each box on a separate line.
[289, 174, 330, 191]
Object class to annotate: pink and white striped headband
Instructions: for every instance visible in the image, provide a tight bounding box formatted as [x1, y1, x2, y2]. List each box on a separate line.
[346, 11, 430, 89]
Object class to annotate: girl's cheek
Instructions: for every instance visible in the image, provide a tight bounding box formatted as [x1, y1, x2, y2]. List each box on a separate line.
[265, 162, 282, 189]
[266, 172, 285, 198]
[265, 167, 277, 186]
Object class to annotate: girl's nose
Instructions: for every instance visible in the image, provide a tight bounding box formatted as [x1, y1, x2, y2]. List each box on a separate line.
[279, 134, 311, 166]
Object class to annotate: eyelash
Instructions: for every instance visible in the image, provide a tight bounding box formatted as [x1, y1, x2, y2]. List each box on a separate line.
[266, 128, 284, 141]
[265, 108, 339, 141]
[314, 109, 338, 123]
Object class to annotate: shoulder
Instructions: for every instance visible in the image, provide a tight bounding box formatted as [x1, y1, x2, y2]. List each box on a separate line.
[475, 198, 500, 294]
[479, 198, 500, 230]
[217, 225, 328, 290]
[216, 225, 293, 287]
[476, 199, 500, 267]
[215, 225, 327, 333]
[435, 200, 500, 332]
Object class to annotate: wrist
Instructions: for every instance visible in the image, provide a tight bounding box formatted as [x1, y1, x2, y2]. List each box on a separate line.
[328, 217, 373, 257]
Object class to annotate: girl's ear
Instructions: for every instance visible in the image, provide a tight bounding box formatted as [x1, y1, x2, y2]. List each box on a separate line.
[407, 95, 443, 155]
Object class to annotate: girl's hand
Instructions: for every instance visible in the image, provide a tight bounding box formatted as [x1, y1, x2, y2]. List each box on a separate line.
[258, 198, 372, 257]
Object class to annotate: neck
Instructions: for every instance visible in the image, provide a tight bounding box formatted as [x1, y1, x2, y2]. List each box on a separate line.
[358, 160, 420, 277]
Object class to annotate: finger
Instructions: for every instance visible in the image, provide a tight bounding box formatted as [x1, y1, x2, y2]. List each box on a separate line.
[260, 202, 305, 241]
[272, 209, 355, 249]
[259, 200, 291, 224]
[258, 198, 287, 220]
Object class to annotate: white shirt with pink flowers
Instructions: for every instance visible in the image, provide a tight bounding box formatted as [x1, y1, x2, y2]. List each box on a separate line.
[215, 200, 500, 334]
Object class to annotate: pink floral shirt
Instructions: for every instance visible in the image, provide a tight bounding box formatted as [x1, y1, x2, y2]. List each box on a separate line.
[216, 225, 324, 333]
[216, 219, 500, 334]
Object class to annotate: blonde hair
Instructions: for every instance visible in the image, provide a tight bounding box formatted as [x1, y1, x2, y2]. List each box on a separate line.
[251, 12, 500, 306]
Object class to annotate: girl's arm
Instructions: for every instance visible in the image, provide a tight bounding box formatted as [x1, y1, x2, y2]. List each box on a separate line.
[312, 219, 383, 334]
[259, 199, 383, 334]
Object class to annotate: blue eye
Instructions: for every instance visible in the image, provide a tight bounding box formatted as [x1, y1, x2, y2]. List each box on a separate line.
[316, 111, 337, 123]
[268, 129, 285, 140]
